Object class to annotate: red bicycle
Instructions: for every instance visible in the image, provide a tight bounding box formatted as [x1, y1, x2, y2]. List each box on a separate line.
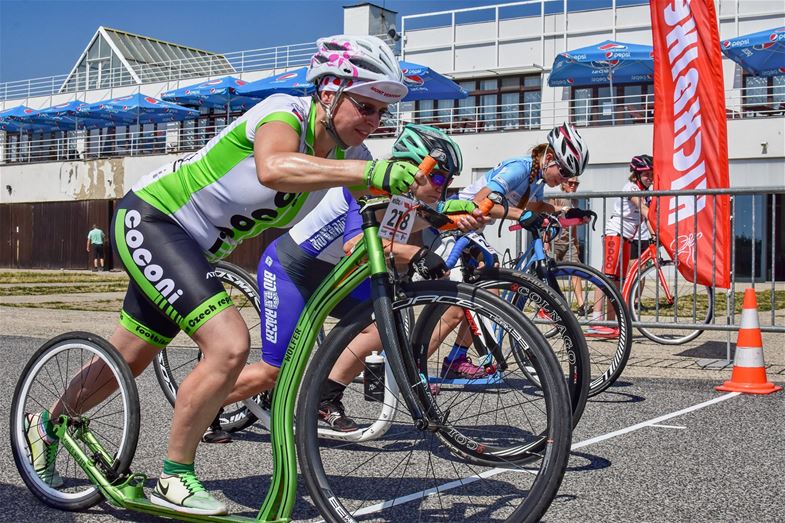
[621, 242, 714, 345]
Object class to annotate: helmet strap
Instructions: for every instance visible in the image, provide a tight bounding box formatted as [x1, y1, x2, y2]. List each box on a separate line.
[314, 81, 350, 151]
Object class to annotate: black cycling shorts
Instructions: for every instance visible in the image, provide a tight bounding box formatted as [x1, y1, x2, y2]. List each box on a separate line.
[111, 191, 232, 348]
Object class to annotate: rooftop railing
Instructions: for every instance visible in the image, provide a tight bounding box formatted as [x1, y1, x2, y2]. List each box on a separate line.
[1, 40, 320, 102]
[2, 87, 782, 166]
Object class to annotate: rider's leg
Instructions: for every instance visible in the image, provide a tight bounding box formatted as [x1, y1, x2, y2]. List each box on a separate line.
[49, 326, 158, 419]
[166, 306, 249, 465]
[222, 360, 280, 404]
[326, 324, 380, 385]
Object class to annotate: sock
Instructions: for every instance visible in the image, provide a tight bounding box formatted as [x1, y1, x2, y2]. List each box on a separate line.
[445, 344, 469, 362]
[163, 459, 195, 476]
[39, 410, 58, 445]
[319, 379, 347, 403]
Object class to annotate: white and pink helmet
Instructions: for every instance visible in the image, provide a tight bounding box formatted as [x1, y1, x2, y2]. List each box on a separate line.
[547, 123, 590, 177]
[306, 35, 407, 103]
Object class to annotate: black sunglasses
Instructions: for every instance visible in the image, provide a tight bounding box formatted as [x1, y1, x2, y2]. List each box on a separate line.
[344, 94, 390, 120]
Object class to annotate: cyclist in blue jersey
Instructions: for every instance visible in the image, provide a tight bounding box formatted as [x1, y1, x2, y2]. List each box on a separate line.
[209, 124, 466, 436]
[428, 123, 590, 373]
[24, 35, 434, 516]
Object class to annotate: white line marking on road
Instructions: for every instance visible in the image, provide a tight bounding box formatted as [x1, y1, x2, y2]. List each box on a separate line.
[649, 424, 687, 429]
[572, 392, 740, 450]
[351, 392, 741, 519]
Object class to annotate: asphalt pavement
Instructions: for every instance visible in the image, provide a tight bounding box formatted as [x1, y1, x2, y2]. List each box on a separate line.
[1, 333, 782, 523]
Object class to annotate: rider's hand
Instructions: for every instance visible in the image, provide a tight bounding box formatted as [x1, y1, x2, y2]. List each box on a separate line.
[438, 200, 487, 231]
[364, 160, 419, 195]
[409, 247, 449, 280]
[518, 210, 544, 231]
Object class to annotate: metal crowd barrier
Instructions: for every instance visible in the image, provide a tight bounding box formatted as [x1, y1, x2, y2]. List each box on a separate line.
[549, 187, 784, 341]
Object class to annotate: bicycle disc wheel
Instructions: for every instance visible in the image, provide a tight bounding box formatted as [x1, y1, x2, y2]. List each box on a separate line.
[629, 261, 713, 345]
[297, 281, 572, 523]
[153, 261, 262, 432]
[471, 267, 590, 428]
[548, 261, 633, 396]
[10, 332, 139, 510]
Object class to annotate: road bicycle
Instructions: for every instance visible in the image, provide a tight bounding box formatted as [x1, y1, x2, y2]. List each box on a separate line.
[426, 228, 591, 427]
[621, 241, 714, 345]
[506, 213, 633, 396]
[11, 170, 573, 522]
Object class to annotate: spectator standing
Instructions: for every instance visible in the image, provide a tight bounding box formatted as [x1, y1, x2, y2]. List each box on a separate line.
[86, 224, 106, 271]
[546, 177, 588, 314]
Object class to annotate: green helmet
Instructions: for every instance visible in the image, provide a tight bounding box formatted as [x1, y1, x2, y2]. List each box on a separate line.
[391, 124, 463, 179]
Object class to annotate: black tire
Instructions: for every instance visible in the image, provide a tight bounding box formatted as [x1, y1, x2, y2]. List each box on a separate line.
[628, 260, 713, 345]
[548, 261, 633, 396]
[153, 260, 262, 432]
[297, 281, 572, 523]
[474, 267, 590, 428]
[10, 332, 140, 511]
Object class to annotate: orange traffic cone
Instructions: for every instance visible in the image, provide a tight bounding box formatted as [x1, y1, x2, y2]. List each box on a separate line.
[716, 288, 782, 394]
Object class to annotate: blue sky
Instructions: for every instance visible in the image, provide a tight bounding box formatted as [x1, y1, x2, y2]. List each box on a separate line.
[0, 0, 498, 82]
[0, 0, 645, 83]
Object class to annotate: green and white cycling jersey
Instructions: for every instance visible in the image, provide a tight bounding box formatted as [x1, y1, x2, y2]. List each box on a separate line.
[131, 94, 372, 261]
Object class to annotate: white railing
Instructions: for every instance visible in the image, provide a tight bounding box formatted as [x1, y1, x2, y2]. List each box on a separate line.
[1, 35, 396, 103]
[2, 87, 782, 165]
[0, 41, 319, 102]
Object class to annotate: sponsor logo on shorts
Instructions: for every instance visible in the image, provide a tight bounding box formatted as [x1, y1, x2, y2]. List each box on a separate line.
[124, 209, 184, 305]
[186, 295, 233, 329]
[263, 270, 279, 344]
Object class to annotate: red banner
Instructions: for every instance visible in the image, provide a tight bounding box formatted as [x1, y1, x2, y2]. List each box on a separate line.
[649, 0, 731, 288]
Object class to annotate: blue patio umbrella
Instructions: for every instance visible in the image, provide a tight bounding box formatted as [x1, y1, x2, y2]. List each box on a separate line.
[236, 67, 314, 99]
[77, 93, 200, 125]
[548, 40, 654, 87]
[0, 105, 58, 132]
[26, 100, 111, 130]
[162, 76, 260, 110]
[238, 62, 467, 102]
[399, 61, 468, 101]
[721, 26, 785, 77]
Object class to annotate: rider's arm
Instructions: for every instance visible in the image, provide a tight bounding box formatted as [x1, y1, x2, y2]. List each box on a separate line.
[471, 186, 525, 220]
[629, 195, 655, 234]
[254, 122, 367, 191]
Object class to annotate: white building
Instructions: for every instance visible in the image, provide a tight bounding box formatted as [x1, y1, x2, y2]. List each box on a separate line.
[0, 0, 783, 274]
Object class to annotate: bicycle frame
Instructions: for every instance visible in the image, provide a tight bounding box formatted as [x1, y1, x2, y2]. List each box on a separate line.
[620, 243, 673, 305]
[47, 196, 428, 523]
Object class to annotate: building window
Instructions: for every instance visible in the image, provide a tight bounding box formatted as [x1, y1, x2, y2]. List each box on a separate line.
[742, 74, 785, 115]
[413, 73, 542, 132]
[570, 82, 653, 126]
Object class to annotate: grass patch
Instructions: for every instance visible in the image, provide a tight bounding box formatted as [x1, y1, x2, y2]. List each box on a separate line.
[715, 289, 785, 314]
[0, 271, 128, 284]
[0, 282, 129, 296]
[636, 289, 785, 316]
[1, 299, 123, 312]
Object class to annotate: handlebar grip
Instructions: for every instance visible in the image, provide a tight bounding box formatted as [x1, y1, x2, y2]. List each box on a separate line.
[476, 197, 495, 216]
[419, 155, 437, 175]
[444, 236, 471, 269]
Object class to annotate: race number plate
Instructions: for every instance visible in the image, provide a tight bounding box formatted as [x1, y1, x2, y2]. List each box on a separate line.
[379, 195, 416, 243]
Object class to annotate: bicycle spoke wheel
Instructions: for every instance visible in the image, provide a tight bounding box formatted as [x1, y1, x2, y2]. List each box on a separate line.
[473, 267, 590, 429]
[153, 261, 262, 432]
[629, 261, 713, 345]
[297, 281, 571, 523]
[10, 332, 139, 511]
[549, 262, 633, 396]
